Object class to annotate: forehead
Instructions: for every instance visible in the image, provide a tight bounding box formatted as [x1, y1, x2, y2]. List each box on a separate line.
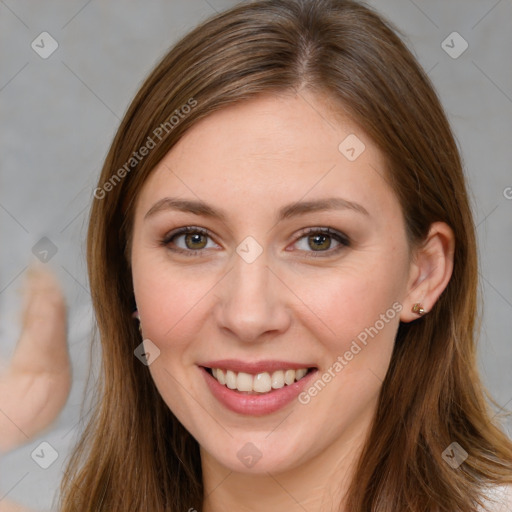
[136, 92, 398, 222]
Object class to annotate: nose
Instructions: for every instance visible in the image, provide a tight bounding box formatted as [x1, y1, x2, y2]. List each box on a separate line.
[213, 250, 292, 343]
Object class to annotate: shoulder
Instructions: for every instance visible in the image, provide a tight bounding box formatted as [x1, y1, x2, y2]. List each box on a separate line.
[477, 483, 512, 512]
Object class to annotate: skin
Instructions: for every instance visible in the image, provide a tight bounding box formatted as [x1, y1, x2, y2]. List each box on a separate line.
[0, 265, 71, 512]
[130, 90, 454, 512]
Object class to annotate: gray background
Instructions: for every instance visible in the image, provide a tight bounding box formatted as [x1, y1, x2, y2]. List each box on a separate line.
[0, 1, 511, 510]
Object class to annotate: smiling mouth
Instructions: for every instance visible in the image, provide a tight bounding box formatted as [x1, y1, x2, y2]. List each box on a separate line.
[204, 367, 317, 394]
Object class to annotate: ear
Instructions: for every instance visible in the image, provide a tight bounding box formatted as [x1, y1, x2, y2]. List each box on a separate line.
[400, 221, 455, 322]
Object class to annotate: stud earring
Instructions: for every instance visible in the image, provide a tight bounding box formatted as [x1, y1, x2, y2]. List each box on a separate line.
[411, 303, 426, 316]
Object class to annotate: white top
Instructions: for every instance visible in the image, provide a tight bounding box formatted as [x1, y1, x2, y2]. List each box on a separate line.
[477, 483, 512, 511]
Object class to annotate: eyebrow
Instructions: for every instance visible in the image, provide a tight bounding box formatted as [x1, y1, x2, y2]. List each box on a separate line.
[144, 196, 370, 222]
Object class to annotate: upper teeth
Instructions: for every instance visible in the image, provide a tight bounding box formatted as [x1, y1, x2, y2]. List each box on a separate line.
[211, 368, 309, 394]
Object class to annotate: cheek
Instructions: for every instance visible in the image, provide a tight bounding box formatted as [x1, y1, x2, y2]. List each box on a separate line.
[132, 253, 221, 349]
[292, 267, 402, 417]
[290, 257, 405, 347]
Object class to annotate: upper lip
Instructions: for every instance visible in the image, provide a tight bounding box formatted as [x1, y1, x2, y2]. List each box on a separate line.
[199, 359, 317, 374]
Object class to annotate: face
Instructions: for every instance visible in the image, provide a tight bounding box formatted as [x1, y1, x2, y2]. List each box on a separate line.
[130, 90, 414, 475]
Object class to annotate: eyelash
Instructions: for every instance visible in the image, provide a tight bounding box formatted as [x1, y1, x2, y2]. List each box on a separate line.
[161, 225, 350, 258]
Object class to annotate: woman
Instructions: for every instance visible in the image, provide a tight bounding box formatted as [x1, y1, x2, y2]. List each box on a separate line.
[59, 0, 512, 510]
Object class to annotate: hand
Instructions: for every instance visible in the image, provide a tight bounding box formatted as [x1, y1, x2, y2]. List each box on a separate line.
[0, 265, 71, 453]
[0, 498, 32, 511]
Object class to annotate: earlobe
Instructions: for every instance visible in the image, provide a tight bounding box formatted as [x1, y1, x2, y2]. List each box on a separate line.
[400, 221, 455, 323]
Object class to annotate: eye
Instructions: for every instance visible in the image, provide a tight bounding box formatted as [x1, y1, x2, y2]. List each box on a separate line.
[161, 226, 350, 258]
[162, 226, 219, 256]
[291, 227, 350, 257]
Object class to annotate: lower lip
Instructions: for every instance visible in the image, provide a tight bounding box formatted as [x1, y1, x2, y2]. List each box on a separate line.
[199, 366, 318, 416]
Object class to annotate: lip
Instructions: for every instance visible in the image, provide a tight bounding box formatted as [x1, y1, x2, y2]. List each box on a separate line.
[199, 364, 318, 416]
[199, 359, 317, 374]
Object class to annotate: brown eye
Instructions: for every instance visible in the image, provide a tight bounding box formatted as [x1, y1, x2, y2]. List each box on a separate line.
[183, 232, 208, 250]
[307, 232, 332, 251]
[162, 226, 217, 256]
[293, 227, 350, 257]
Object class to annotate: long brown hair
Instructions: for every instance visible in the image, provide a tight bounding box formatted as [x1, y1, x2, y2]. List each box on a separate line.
[58, 1, 512, 510]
